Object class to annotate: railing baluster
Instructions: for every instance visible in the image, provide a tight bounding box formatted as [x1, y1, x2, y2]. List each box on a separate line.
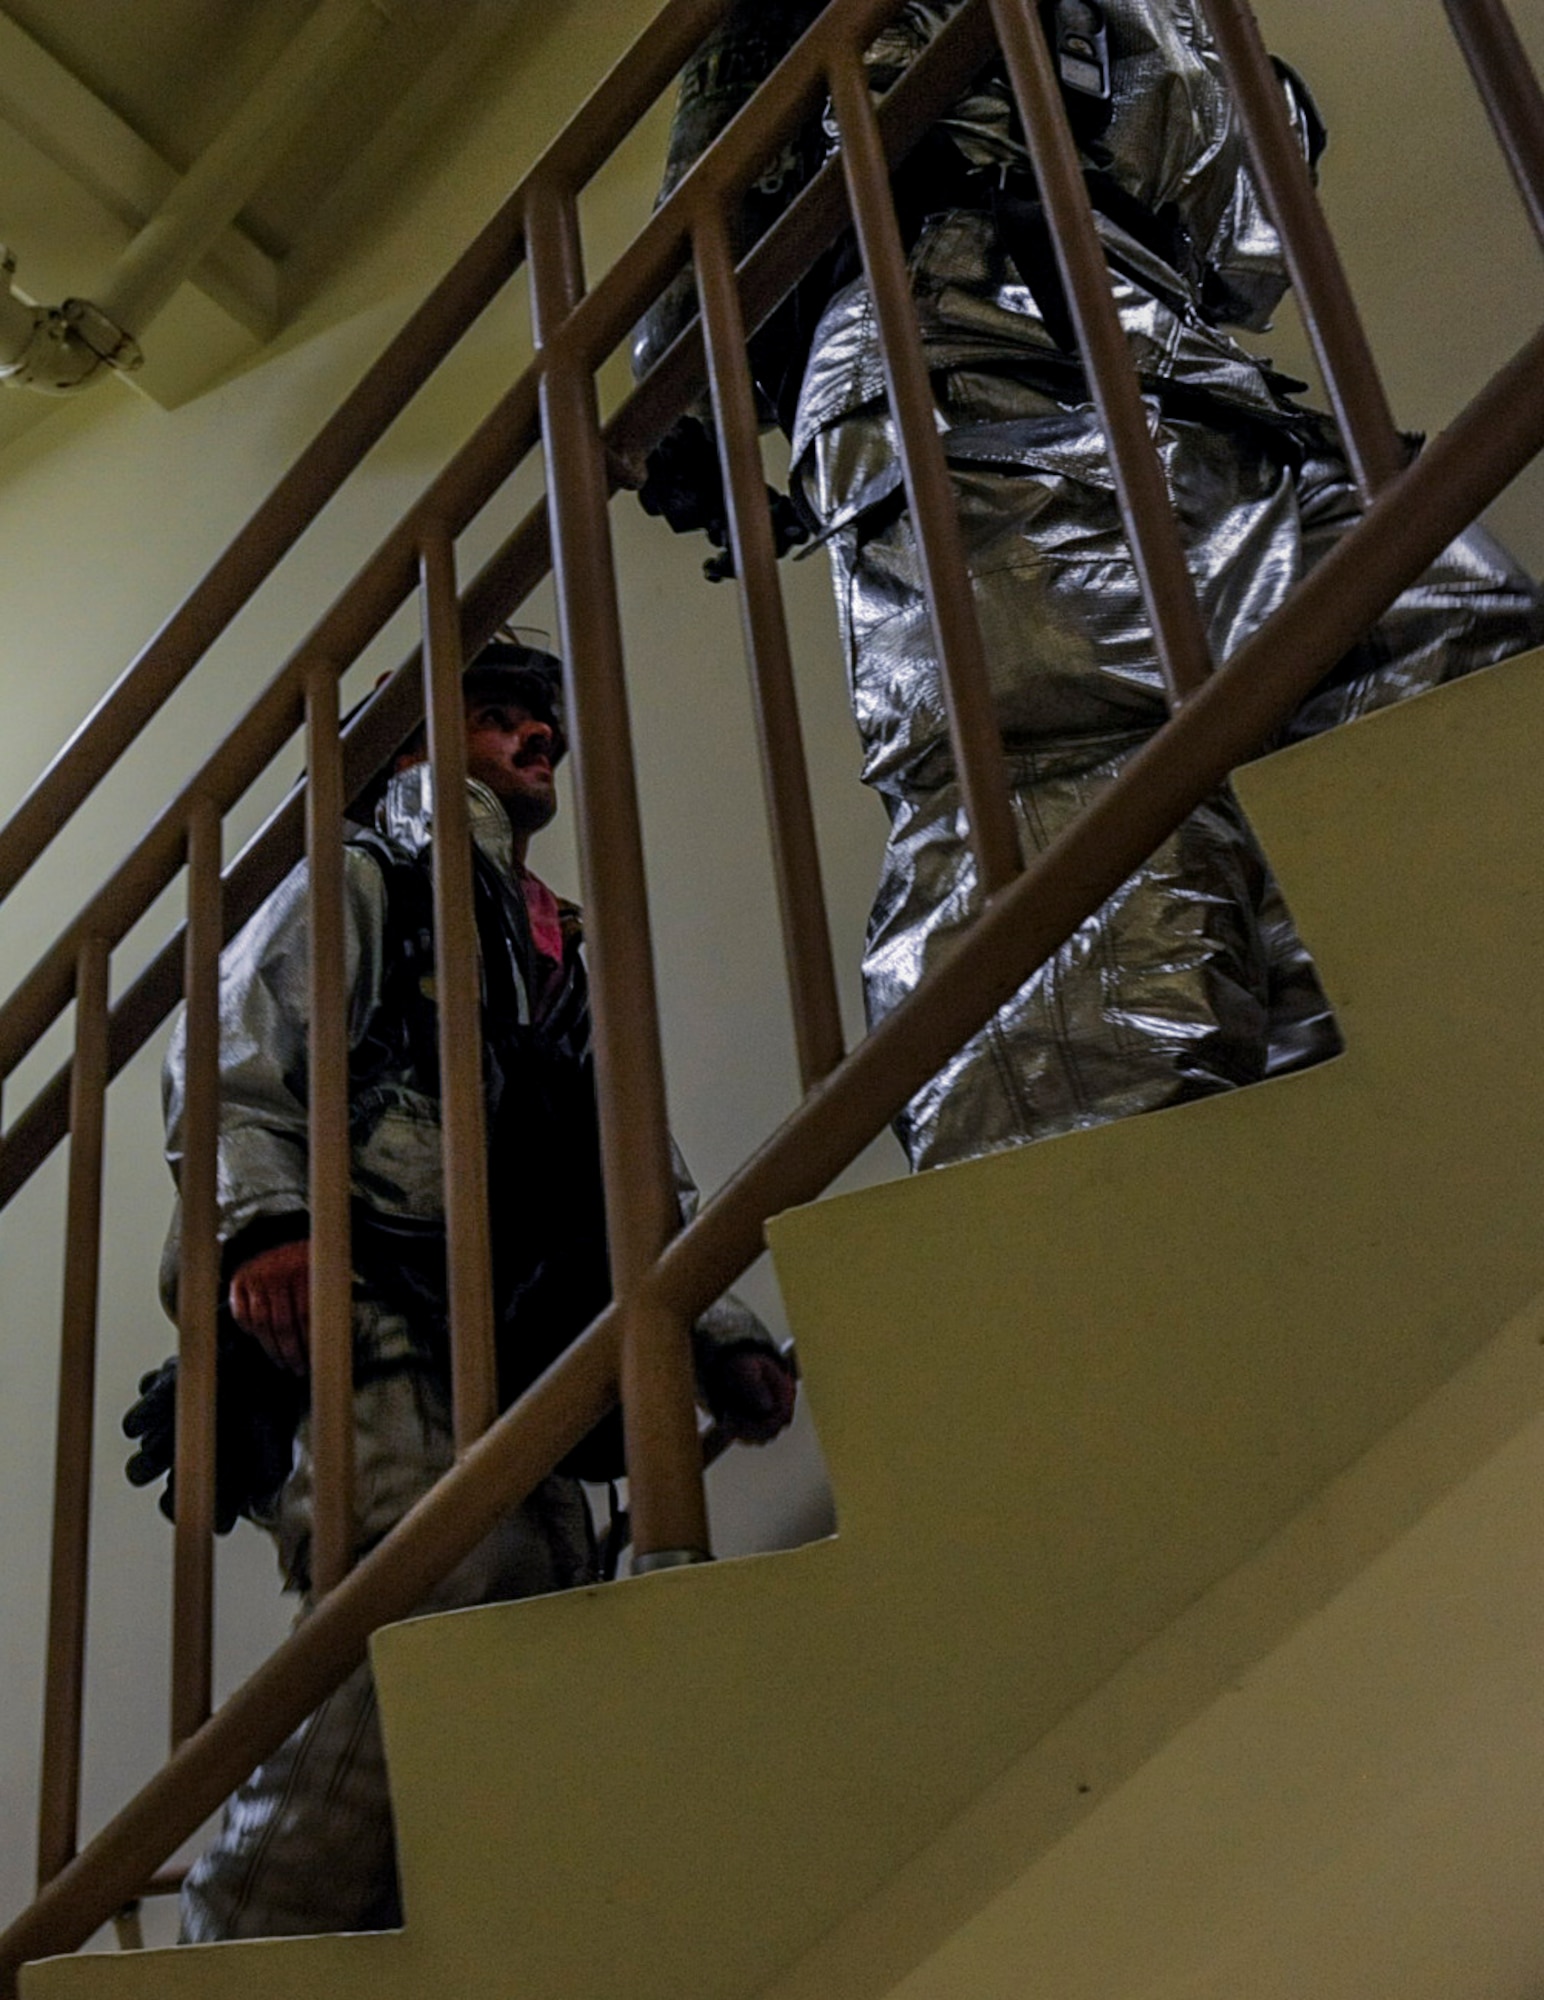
[1444, 0, 1544, 253]
[0, 0, 740, 909]
[9, 24, 1544, 1959]
[419, 525, 499, 1453]
[989, 0, 1214, 704]
[0, 350, 535, 1099]
[0, 0, 990, 1121]
[693, 207, 845, 1090]
[305, 662, 356, 1595]
[171, 802, 221, 1748]
[36, 937, 111, 1887]
[825, 48, 1023, 897]
[1197, 0, 1405, 502]
[527, 177, 709, 1565]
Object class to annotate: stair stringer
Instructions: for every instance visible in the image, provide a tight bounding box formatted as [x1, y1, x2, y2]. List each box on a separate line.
[22, 649, 1544, 1998]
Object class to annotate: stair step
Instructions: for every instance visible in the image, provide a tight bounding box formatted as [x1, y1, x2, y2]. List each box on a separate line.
[26, 653, 1544, 1999]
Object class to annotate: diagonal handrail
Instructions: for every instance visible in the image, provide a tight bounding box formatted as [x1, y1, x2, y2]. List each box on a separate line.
[0, 0, 1001, 1206]
[0, 0, 975, 943]
[0, 0, 731, 907]
[5, 303, 1544, 1985]
[1, 0, 1017, 1940]
[5, 0, 1544, 1981]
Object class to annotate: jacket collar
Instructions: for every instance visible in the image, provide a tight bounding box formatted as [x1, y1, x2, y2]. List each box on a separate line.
[377, 763, 518, 879]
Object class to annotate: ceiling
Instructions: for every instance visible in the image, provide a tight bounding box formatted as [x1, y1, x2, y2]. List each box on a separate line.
[0, 0, 523, 441]
[5, 0, 331, 244]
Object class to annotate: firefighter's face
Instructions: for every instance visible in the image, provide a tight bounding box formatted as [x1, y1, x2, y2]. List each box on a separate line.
[463, 697, 559, 834]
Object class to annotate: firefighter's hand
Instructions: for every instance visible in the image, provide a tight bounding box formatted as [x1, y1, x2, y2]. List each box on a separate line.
[703, 1345, 798, 1445]
[122, 1356, 248, 1534]
[230, 1240, 311, 1376]
[700, 487, 810, 583]
[639, 417, 809, 584]
[638, 416, 727, 538]
[123, 1360, 180, 1510]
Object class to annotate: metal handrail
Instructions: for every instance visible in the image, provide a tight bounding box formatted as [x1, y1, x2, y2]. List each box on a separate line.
[0, 0, 733, 906]
[0, 0, 998, 1163]
[1195, 0, 1405, 502]
[7, 306, 1544, 1979]
[1, 0, 1011, 1946]
[4, 0, 1544, 1983]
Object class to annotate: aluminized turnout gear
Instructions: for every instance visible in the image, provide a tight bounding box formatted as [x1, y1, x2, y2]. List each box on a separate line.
[780, 0, 1544, 1166]
[162, 764, 774, 1384]
[163, 761, 780, 1941]
[640, 0, 1544, 1168]
[796, 257, 1544, 1164]
[179, 1370, 594, 1942]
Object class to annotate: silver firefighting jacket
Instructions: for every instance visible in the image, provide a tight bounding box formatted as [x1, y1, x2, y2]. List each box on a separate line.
[162, 763, 774, 1377]
[793, 0, 1324, 435]
[641, 0, 1544, 1169]
[788, 0, 1544, 1163]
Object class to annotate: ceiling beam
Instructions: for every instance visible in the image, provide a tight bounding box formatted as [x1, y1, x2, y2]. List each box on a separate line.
[0, 6, 278, 339]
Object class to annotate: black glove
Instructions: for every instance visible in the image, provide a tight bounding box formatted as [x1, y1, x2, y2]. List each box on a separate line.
[701, 488, 811, 583]
[123, 1328, 306, 1533]
[638, 415, 727, 538]
[123, 1359, 186, 1520]
[639, 416, 810, 583]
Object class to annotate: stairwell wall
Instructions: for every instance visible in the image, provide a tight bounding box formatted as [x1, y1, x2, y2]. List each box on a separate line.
[0, 0, 870, 1945]
[0, 0, 1539, 1954]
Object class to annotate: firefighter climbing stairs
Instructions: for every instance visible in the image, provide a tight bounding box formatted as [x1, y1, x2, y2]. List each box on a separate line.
[17, 653, 1544, 1999]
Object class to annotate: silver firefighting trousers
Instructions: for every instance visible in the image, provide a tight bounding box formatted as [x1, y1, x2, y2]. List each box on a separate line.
[794, 230, 1544, 1169]
[179, 1368, 594, 1941]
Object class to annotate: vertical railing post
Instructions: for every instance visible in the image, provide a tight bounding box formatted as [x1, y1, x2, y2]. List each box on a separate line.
[36, 936, 111, 1887]
[419, 524, 500, 1453]
[304, 660, 357, 1595]
[693, 206, 845, 1090]
[989, 0, 1214, 704]
[527, 177, 710, 1566]
[171, 801, 222, 1748]
[1196, 0, 1405, 502]
[824, 48, 1022, 895]
[1443, 0, 1544, 254]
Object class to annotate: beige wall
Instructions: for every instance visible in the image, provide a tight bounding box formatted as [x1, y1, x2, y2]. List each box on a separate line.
[1252, 0, 1544, 569]
[0, 0, 1540, 1948]
[0, 0, 870, 1942]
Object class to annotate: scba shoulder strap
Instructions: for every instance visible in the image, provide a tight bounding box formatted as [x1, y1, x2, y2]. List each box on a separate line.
[346, 825, 442, 1098]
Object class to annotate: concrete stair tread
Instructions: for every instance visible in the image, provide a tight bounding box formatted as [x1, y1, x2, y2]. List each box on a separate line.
[26, 651, 1544, 1998]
